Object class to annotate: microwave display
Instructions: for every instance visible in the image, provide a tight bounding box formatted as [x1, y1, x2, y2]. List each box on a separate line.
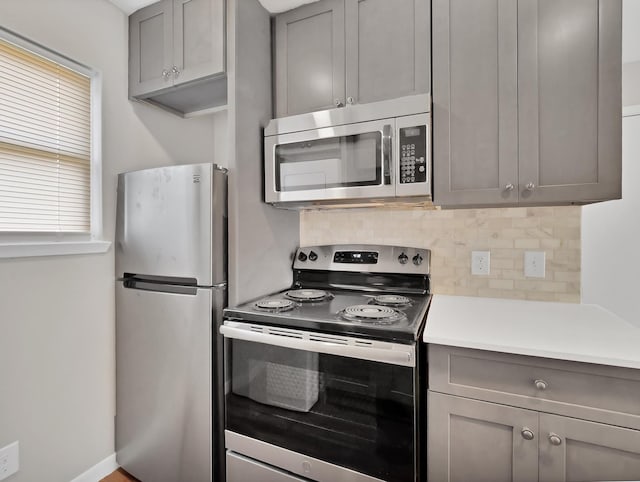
[400, 125, 427, 184]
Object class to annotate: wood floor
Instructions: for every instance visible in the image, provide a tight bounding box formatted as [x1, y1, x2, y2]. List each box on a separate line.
[100, 468, 139, 482]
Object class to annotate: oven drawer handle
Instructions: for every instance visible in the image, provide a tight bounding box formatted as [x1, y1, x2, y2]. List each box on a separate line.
[220, 324, 415, 367]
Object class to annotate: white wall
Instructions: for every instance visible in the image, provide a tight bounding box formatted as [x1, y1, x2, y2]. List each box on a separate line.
[0, 1, 221, 481]
[581, 1, 640, 325]
[582, 112, 640, 325]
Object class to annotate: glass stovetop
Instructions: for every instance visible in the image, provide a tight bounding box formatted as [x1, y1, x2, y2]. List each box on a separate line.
[223, 288, 432, 343]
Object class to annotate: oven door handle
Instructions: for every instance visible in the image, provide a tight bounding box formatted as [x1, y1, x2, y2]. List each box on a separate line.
[220, 322, 415, 367]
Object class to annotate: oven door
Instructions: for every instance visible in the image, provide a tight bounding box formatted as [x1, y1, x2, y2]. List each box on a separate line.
[265, 119, 395, 204]
[221, 322, 417, 482]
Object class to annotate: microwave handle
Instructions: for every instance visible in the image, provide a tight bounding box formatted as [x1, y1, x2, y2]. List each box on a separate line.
[220, 322, 415, 367]
[382, 124, 392, 185]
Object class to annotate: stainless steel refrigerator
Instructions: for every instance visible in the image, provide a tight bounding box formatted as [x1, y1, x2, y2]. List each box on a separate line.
[115, 163, 227, 482]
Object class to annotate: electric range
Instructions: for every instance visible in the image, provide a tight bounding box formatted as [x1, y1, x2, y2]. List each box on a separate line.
[221, 244, 432, 482]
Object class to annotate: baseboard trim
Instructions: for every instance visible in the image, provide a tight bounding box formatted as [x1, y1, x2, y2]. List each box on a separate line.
[70, 453, 118, 482]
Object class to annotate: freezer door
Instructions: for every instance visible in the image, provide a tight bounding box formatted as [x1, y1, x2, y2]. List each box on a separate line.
[116, 281, 221, 482]
[115, 163, 227, 286]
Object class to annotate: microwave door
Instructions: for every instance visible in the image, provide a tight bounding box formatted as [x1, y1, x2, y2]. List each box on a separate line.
[265, 119, 396, 204]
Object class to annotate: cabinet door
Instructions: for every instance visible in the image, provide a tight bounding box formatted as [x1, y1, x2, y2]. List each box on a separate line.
[432, 0, 519, 207]
[173, 0, 225, 86]
[274, 0, 345, 117]
[428, 392, 539, 482]
[539, 413, 640, 482]
[518, 0, 622, 204]
[344, 0, 429, 105]
[129, 0, 173, 97]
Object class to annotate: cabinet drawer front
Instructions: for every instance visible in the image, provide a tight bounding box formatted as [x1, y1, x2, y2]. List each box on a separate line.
[429, 345, 640, 430]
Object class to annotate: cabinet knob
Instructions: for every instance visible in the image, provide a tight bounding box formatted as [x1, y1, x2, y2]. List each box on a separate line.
[335, 99, 344, 108]
[534, 379, 548, 390]
[171, 66, 180, 79]
[521, 428, 535, 441]
[549, 433, 562, 446]
[504, 183, 515, 191]
[525, 182, 536, 191]
[347, 96, 355, 105]
[162, 69, 171, 81]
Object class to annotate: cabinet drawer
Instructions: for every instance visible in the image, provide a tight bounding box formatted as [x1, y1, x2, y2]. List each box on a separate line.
[429, 345, 640, 430]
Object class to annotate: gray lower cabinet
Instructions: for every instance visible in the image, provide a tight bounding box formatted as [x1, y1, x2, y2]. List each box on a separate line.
[129, 0, 226, 115]
[428, 392, 539, 482]
[274, 0, 429, 117]
[539, 414, 640, 482]
[433, 0, 622, 207]
[428, 346, 640, 482]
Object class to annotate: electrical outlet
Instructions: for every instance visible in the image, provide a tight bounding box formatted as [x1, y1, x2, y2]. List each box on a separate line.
[471, 251, 490, 275]
[0, 441, 18, 481]
[524, 251, 546, 278]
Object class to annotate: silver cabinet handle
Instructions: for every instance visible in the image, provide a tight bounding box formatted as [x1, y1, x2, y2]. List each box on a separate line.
[504, 183, 515, 191]
[347, 96, 355, 105]
[382, 124, 392, 185]
[549, 433, 562, 446]
[525, 182, 536, 191]
[534, 379, 548, 390]
[521, 428, 535, 441]
[334, 99, 344, 108]
[162, 69, 171, 81]
[171, 66, 180, 79]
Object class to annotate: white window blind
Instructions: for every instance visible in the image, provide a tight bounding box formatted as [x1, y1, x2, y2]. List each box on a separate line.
[0, 37, 92, 233]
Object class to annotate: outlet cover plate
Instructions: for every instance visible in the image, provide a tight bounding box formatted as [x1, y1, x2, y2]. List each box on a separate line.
[524, 251, 545, 278]
[0, 441, 19, 481]
[471, 251, 490, 276]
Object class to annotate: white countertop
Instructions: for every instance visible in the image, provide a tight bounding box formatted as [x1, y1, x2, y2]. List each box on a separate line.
[424, 295, 640, 370]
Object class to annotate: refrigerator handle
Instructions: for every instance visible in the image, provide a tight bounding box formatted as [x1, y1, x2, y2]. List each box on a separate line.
[122, 278, 199, 295]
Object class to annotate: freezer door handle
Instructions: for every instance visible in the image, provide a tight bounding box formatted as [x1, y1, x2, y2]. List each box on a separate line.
[220, 321, 415, 367]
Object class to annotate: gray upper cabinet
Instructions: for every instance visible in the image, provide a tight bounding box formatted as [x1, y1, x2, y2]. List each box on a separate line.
[274, 0, 345, 117]
[129, 0, 226, 116]
[433, 0, 622, 207]
[344, 0, 430, 106]
[274, 0, 429, 118]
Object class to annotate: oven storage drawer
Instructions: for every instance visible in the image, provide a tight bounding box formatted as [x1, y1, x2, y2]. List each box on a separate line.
[226, 452, 308, 482]
[428, 345, 640, 430]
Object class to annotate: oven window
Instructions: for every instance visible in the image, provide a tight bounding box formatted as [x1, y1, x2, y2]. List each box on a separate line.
[274, 132, 382, 192]
[226, 339, 415, 481]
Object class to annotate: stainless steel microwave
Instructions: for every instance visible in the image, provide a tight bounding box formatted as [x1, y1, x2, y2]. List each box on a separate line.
[264, 94, 431, 207]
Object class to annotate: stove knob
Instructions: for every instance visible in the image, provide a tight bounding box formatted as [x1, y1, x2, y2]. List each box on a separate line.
[308, 251, 318, 261]
[413, 254, 423, 266]
[398, 252, 409, 265]
[298, 251, 308, 262]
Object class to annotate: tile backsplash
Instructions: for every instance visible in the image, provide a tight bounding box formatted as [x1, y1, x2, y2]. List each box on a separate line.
[300, 206, 581, 303]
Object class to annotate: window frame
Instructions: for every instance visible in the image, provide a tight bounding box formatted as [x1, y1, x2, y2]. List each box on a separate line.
[0, 27, 110, 258]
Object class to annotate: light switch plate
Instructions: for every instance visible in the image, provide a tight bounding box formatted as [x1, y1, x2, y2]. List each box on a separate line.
[524, 251, 545, 278]
[0, 441, 19, 481]
[471, 251, 490, 276]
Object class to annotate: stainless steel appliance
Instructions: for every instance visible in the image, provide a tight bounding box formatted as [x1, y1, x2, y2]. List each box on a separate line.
[115, 163, 227, 482]
[264, 95, 431, 207]
[222, 245, 431, 482]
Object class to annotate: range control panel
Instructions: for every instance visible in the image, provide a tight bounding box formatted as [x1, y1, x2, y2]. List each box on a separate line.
[293, 245, 431, 275]
[400, 125, 427, 184]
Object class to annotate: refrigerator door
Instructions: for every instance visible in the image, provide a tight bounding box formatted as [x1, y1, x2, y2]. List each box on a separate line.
[116, 280, 224, 482]
[115, 163, 227, 286]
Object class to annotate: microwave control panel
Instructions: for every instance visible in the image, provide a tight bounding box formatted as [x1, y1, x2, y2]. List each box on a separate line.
[400, 125, 427, 184]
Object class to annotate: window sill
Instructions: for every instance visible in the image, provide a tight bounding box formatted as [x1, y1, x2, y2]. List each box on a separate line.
[0, 240, 112, 259]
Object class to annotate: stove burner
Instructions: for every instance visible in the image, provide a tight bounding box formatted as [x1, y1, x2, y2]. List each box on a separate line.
[340, 304, 406, 325]
[372, 294, 412, 307]
[254, 298, 296, 313]
[285, 289, 331, 302]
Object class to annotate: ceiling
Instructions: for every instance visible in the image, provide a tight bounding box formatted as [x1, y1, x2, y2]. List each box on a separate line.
[108, 0, 318, 15]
